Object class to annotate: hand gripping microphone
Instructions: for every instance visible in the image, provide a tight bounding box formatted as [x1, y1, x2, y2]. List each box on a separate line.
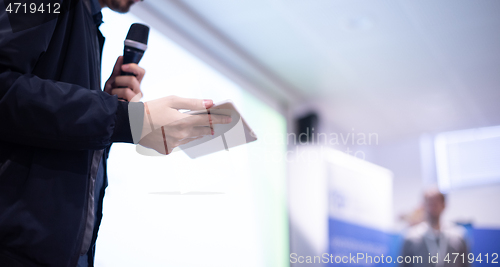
[121, 23, 150, 76]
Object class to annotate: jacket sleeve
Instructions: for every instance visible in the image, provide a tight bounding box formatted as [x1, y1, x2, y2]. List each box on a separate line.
[0, 3, 141, 150]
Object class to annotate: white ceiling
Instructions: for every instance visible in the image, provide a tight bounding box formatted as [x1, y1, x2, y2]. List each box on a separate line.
[139, 0, 500, 138]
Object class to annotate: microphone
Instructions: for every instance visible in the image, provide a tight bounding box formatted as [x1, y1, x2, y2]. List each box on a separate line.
[121, 23, 150, 76]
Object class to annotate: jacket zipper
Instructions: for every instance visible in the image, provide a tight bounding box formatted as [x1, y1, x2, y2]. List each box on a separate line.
[71, 149, 104, 266]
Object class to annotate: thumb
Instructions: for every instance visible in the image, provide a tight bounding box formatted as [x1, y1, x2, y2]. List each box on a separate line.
[168, 96, 213, 110]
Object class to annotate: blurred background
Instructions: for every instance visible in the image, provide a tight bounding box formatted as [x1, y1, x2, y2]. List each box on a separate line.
[96, 0, 500, 266]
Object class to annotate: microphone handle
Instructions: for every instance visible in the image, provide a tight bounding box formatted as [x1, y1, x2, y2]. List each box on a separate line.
[117, 46, 145, 101]
[121, 46, 145, 76]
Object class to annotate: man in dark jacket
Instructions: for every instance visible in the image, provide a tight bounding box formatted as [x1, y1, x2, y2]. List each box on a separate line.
[0, 0, 229, 266]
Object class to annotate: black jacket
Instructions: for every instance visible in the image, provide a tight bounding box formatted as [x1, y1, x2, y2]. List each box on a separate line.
[0, 0, 139, 266]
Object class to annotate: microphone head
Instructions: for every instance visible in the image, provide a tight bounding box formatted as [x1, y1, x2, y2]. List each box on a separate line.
[125, 23, 150, 45]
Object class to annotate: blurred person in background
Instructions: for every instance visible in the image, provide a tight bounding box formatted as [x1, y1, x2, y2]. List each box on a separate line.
[400, 187, 469, 267]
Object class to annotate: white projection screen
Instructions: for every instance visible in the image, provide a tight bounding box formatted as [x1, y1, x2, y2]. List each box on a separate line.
[96, 10, 289, 267]
[435, 125, 500, 192]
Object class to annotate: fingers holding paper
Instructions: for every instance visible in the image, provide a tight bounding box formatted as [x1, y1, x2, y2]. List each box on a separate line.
[136, 96, 232, 155]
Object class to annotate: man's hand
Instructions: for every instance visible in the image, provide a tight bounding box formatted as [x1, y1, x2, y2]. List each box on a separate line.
[104, 56, 145, 102]
[138, 96, 232, 155]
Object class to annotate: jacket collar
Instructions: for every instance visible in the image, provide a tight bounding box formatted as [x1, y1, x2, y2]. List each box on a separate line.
[90, 0, 103, 26]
